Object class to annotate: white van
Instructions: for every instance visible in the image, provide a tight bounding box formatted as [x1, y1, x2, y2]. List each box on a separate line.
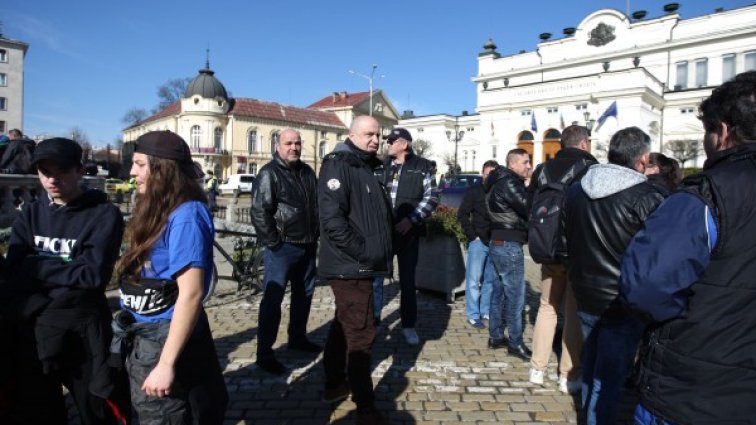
[218, 174, 255, 195]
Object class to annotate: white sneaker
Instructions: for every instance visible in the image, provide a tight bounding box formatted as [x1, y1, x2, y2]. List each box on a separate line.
[559, 376, 581, 394]
[402, 328, 420, 346]
[529, 368, 545, 385]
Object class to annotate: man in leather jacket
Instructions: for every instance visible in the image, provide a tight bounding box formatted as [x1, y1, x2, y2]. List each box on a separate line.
[318, 116, 393, 424]
[373, 127, 439, 345]
[563, 127, 665, 425]
[251, 128, 320, 375]
[484, 148, 532, 361]
[620, 71, 756, 425]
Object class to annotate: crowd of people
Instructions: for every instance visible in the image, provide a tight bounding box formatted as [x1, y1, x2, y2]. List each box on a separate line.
[0, 70, 754, 424]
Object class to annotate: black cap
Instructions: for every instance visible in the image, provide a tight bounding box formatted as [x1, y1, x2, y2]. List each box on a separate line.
[383, 128, 413, 143]
[33, 138, 83, 169]
[134, 131, 203, 178]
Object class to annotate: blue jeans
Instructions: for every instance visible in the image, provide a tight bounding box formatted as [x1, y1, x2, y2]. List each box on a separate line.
[464, 238, 495, 321]
[578, 311, 645, 425]
[488, 240, 525, 347]
[257, 242, 317, 360]
[372, 276, 383, 320]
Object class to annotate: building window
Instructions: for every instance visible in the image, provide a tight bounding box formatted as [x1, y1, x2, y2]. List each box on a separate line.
[417, 128, 424, 133]
[0, 49, 6, 63]
[214, 127, 223, 151]
[492, 145, 497, 159]
[0, 73, 6, 86]
[190, 125, 201, 149]
[722, 54, 736, 82]
[319, 141, 327, 158]
[575, 103, 588, 110]
[547, 106, 559, 114]
[337, 132, 344, 140]
[0, 97, 5, 110]
[467, 127, 475, 132]
[0, 121, 5, 133]
[746, 51, 756, 72]
[247, 130, 257, 153]
[320, 130, 327, 138]
[521, 110, 532, 116]
[675, 61, 688, 90]
[695, 59, 708, 88]
[270, 131, 279, 155]
[248, 163, 258, 175]
[680, 107, 695, 114]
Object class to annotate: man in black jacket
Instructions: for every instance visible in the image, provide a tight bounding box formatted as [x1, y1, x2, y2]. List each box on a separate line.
[251, 128, 320, 375]
[373, 127, 439, 345]
[485, 149, 531, 360]
[564, 127, 664, 425]
[3, 137, 124, 424]
[620, 71, 756, 425]
[457, 160, 498, 329]
[318, 116, 393, 425]
[526, 125, 597, 393]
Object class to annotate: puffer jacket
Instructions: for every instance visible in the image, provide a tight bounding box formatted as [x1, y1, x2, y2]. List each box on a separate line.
[484, 165, 528, 243]
[564, 163, 665, 316]
[317, 140, 393, 279]
[250, 153, 318, 247]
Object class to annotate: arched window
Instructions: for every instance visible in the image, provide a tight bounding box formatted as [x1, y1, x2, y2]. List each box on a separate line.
[190, 125, 202, 149]
[319, 141, 327, 158]
[544, 129, 561, 139]
[247, 130, 258, 154]
[214, 127, 223, 152]
[270, 131, 280, 155]
[518, 130, 534, 141]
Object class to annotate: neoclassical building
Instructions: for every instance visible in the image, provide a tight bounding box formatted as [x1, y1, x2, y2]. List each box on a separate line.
[0, 32, 29, 135]
[123, 63, 398, 177]
[400, 3, 756, 173]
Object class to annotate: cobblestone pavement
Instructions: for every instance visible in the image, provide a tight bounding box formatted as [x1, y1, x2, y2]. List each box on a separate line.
[206, 240, 637, 425]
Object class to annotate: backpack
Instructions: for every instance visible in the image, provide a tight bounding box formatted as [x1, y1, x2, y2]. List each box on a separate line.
[528, 159, 591, 264]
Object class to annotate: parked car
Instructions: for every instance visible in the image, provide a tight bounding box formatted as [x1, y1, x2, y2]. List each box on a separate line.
[218, 173, 255, 195]
[104, 178, 132, 194]
[438, 174, 482, 209]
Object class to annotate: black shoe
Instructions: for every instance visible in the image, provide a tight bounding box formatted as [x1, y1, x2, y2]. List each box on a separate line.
[256, 357, 288, 375]
[507, 344, 532, 361]
[487, 338, 507, 349]
[287, 339, 322, 353]
[322, 381, 351, 403]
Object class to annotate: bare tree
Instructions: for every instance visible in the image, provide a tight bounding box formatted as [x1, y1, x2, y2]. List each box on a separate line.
[122, 108, 149, 126]
[412, 138, 432, 157]
[70, 127, 92, 160]
[156, 77, 192, 111]
[441, 153, 460, 175]
[665, 139, 701, 168]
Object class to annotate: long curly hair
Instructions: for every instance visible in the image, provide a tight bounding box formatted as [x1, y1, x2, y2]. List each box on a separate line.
[116, 155, 207, 278]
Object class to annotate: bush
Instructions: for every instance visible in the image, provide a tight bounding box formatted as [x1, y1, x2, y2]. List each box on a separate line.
[426, 205, 467, 245]
[682, 167, 702, 178]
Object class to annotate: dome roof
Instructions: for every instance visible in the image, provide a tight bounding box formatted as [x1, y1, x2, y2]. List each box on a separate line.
[184, 60, 228, 100]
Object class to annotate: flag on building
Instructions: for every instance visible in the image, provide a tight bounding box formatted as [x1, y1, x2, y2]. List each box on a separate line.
[530, 113, 538, 133]
[595, 101, 618, 132]
[560, 113, 565, 130]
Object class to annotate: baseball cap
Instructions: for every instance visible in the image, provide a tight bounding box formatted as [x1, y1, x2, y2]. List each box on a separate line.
[383, 128, 413, 143]
[33, 138, 83, 169]
[134, 131, 203, 178]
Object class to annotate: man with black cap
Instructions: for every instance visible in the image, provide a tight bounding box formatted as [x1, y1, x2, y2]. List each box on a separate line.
[2, 137, 125, 423]
[374, 127, 439, 345]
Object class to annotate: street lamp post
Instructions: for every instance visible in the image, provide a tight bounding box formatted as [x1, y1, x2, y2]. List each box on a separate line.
[446, 120, 465, 174]
[349, 64, 379, 116]
[583, 111, 596, 136]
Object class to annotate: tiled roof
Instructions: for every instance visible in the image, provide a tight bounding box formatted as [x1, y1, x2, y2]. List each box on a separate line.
[308, 91, 370, 108]
[131, 101, 182, 128]
[230, 98, 346, 129]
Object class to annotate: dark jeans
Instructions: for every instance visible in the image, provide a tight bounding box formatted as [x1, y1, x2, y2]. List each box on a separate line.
[323, 279, 376, 409]
[127, 311, 228, 425]
[373, 234, 419, 328]
[257, 242, 317, 360]
[578, 311, 644, 425]
[488, 240, 526, 347]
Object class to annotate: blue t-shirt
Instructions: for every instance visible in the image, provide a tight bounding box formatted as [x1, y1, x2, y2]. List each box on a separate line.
[127, 201, 214, 323]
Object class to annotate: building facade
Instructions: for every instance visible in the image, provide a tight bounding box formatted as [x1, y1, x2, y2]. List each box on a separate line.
[400, 4, 756, 172]
[0, 32, 29, 135]
[123, 64, 398, 178]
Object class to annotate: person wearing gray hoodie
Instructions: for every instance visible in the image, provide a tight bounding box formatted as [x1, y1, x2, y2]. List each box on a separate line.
[562, 127, 665, 425]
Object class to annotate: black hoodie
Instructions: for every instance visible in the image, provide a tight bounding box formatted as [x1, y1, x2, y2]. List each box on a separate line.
[6, 188, 124, 298]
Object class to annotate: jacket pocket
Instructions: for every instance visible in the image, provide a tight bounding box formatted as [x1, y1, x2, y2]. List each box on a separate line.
[357, 232, 382, 272]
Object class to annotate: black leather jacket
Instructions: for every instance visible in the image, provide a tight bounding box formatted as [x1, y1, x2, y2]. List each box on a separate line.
[564, 164, 665, 316]
[317, 141, 393, 279]
[250, 153, 318, 247]
[484, 166, 528, 243]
